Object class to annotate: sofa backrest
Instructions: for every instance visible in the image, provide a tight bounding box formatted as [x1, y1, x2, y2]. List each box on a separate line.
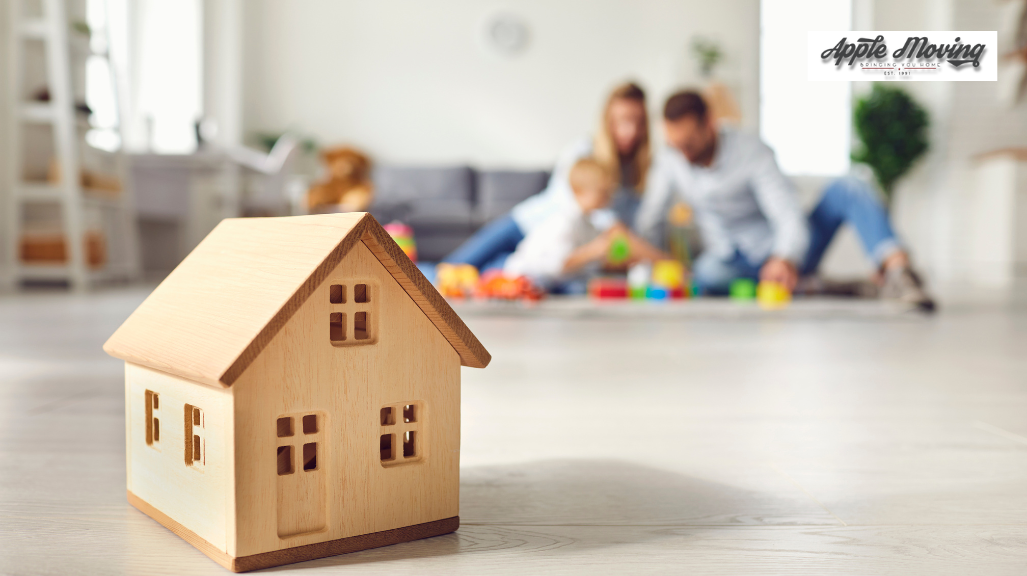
[369, 165, 551, 262]
[475, 170, 550, 223]
[370, 165, 476, 225]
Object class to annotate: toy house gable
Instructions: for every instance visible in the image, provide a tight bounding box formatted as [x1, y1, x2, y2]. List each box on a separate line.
[230, 240, 462, 559]
[103, 212, 489, 388]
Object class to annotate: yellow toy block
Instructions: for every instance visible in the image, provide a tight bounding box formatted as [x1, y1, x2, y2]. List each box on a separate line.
[757, 280, 791, 309]
[436, 263, 479, 298]
[651, 260, 685, 289]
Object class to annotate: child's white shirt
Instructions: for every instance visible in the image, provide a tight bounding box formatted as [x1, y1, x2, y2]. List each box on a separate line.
[503, 206, 607, 282]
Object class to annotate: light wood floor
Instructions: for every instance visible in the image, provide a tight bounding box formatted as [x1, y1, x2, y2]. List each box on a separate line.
[2, 287, 1026, 575]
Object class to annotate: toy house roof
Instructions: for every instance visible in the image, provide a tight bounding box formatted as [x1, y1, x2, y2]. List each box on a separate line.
[103, 213, 490, 388]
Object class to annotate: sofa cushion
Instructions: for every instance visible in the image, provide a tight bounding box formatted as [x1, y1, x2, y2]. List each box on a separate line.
[475, 169, 550, 223]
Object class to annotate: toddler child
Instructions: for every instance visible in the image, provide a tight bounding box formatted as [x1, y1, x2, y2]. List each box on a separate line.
[503, 158, 668, 291]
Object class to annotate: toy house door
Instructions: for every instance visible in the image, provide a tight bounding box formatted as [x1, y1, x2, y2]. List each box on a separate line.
[276, 412, 326, 537]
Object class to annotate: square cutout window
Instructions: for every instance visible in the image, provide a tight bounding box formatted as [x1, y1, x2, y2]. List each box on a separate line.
[302, 414, 318, 435]
[380, 434, 394, 461]
[153, 418, 160, 442]
[329, 284, 346, 304]
[152, 393, 159, 409]
[330, 312, 346, 343]
[354, 312, 369, 340]
[303, 442, 318, 471]
[403, 404, 416, 423]
[193, 407, 201, 426]
[193, 435, 202, 461]
[354, 283, 369, 303]
[403, 431, 417, 458]
[277, 445, 293, 475]
[277, 417, 294, 437]
[380, 407, 395, 426]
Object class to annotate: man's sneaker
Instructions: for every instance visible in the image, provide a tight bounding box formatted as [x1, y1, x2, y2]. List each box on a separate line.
[880, 267, 936, 312]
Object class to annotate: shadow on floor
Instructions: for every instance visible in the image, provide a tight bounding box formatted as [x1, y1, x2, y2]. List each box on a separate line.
[460, 458, 807, 526]
[272, 458, 817, 571]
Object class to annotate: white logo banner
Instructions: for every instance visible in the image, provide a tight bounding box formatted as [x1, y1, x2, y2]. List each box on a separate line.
[808, 31, 997, 81]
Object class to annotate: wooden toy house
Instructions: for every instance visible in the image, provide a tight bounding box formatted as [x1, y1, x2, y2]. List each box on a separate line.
[103, 213, 490, 572]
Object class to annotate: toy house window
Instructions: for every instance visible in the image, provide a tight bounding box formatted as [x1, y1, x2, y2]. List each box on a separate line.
[354, 312, 368, 340]
[329, 284, 346, 304]
[303, 414, 318, 434]
[330, 313, 346, 343]
[184, 404, 205, 468]
[354, 284, 369, 303]
[277, 412, 322, 475]
[380, 434, 394, 461]
[303, 442, 318, 471]
[328, 281, 377, 346]
[277, 446, 293, 475]
[277, 417, 294, 437]
[145, 390, 161, 447]
[379, 401, 423, 466]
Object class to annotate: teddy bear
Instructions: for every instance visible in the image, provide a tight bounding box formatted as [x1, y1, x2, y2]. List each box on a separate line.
[306, 146, 374, 212]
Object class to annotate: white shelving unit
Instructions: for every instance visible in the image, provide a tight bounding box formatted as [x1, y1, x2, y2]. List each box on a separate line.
[4, 0, 139, 290]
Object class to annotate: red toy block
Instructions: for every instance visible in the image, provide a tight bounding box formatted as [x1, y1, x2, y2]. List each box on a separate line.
[589, 278, 628, 299]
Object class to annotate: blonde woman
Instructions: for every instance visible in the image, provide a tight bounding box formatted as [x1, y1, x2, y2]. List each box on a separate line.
[444, 82, 652, 270]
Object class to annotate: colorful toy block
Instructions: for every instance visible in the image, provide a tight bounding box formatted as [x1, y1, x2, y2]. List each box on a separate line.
[435, 263, 479, 299]
[589, 277, 628, 299]
[608, 235, 630, 265]
[757, 280, 791, 309]
[729, 278, 757, 300]
[652, 260, 686, 290]
[383, 221, 417, 263]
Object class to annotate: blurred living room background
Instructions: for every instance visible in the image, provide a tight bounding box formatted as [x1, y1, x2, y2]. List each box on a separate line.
[1, 0, 1026, 291]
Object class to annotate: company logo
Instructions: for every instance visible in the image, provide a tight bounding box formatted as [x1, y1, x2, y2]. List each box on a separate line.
[808, 31, 997, 82]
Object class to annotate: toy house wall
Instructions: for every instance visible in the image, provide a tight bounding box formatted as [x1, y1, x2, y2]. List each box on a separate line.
[126, 363, 234, 552]
[231, 240, 461, 557]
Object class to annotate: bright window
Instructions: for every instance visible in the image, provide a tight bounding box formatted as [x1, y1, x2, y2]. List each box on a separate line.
[760, 0, 852, 176]
[134, 0, 203, 153]
[84, 0, 127, 152]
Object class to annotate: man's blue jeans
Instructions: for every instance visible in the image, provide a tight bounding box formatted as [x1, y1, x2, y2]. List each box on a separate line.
[693, 177, 902, 294]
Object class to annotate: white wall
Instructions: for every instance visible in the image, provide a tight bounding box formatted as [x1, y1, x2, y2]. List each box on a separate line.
[240, 0, 760, 168]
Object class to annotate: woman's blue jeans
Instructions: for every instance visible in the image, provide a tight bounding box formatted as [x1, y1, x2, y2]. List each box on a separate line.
[442, 214, 525, 271]
[693, 177, 902, 295]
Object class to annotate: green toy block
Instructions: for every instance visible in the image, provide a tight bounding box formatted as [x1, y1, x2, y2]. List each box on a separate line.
[608, 235, 629, 264]
[729, 278, 757, 300]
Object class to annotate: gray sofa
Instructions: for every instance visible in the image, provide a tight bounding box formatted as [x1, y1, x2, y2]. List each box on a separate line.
[369, 165, 550, 262]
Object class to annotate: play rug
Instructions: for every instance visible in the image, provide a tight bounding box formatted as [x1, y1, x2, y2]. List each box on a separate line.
[448, 296, 932, 321]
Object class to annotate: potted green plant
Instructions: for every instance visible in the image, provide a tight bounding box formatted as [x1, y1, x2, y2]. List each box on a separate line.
[851, 85, 929, 207]
[692, 36, 723, 78]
